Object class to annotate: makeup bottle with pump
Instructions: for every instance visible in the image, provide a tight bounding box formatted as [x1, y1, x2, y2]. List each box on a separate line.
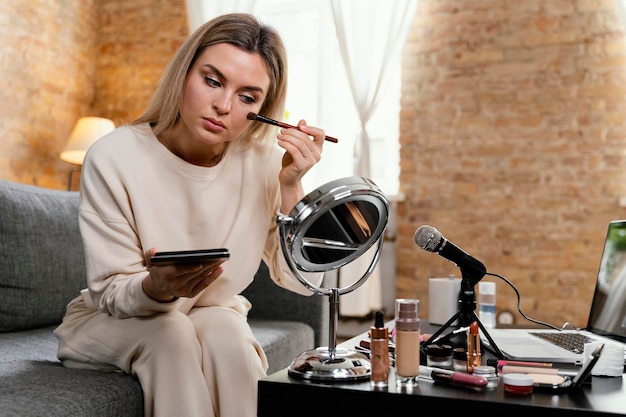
[394, 299, 420, 386]
[466, 321, 482, 373]
[370, 310, 390, 387]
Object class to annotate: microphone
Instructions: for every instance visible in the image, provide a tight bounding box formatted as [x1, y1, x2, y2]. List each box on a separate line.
[414, 225, 486, 284]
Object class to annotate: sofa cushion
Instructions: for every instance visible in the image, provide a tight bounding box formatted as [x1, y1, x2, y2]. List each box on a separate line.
[249, 319, 314, 374]
[242, 261, 328, 349]
[0, 326, 144, 416]
[0, 180, 86, 332]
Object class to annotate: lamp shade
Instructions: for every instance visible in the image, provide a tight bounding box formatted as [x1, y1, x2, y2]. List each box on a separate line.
[60, 117, 115, 165]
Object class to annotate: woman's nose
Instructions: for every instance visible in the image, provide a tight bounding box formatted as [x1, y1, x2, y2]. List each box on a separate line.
[213, 92, 232, 114]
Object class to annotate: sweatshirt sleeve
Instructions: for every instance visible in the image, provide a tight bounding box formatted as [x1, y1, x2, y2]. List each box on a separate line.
[264, 224, 325, 296]
[79, 208, 181, 318]
[260, 147, 324, 296]
[78, 133, 181, 318]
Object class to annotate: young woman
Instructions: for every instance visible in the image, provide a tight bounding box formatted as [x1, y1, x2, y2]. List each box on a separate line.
[54, 13, 325, 417]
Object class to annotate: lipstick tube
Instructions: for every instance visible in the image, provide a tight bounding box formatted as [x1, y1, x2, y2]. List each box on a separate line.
[466, 321, 481, 373]
[369, 310, 390, 387]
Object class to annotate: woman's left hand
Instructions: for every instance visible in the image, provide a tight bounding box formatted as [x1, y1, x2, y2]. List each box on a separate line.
[277, 119, 325, 211]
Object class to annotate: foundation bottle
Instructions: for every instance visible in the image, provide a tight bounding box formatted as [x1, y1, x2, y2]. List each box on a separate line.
[394, 299, 420, 386]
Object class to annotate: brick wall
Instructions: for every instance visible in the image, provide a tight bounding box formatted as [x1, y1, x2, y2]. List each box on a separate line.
[93, 0, 188, 125]
[396, 0, 626, 328]
[0, 0, 186, 189]
[2, 0, 626, 327]
[0, 0, 97, 188]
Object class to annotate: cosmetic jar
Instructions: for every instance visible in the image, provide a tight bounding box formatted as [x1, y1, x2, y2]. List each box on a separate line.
[426, 344, 453, 369]
[503, 373, 533, 395]
[453, 347, 467, 372]
[472, 365, 498, 389]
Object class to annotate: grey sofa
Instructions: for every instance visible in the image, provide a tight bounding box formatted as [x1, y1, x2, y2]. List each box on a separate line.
[0, 179, 328, 417]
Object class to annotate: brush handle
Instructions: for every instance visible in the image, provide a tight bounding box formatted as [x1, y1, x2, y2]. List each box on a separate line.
[249, 113, 338, 143]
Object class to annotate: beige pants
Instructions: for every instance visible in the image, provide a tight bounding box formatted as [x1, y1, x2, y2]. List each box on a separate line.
[54, 296, 267, 417]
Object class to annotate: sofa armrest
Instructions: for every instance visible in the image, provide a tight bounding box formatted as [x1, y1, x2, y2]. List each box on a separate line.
[242, 261, 328, 348]
[0, 180, 86, 332]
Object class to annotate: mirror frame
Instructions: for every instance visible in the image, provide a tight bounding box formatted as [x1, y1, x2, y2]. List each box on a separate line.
[277, 176, 391, 381]
[277, 176, 390, 295]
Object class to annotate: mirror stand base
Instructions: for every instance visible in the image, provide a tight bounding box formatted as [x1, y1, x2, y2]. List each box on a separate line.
[287, 347, 371, 381]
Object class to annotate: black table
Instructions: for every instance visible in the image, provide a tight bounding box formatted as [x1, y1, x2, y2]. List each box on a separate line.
[257, 322, 626, 416]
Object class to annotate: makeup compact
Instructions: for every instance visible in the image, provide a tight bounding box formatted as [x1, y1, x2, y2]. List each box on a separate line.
[529, 344, 604, 392]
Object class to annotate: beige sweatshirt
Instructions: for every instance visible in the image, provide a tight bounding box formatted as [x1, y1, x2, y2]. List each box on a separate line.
[78, 123, 319, 319]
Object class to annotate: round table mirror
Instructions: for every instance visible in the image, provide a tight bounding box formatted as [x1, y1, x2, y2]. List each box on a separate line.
[277, 176, 390, 381]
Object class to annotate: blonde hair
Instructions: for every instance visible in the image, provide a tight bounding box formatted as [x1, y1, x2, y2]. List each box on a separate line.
[132, 13, 287, 146]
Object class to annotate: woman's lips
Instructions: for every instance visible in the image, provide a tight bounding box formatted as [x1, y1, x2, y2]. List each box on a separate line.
[202, 117, 226, 132]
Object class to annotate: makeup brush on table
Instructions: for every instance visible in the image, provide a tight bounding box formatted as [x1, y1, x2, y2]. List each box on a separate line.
[247, 112, 339, 143]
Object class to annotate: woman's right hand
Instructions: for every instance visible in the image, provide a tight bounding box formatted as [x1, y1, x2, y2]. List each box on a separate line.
[142, 248, 224, 302]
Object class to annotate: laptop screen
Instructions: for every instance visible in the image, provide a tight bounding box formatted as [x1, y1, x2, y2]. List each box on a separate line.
[586, 220, 626, 343]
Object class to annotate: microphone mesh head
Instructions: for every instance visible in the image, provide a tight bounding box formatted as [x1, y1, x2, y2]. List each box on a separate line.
[414, 225, 442, 252]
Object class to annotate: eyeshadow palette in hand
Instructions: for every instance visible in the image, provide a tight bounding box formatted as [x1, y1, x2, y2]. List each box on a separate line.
[150, 248, 230, 265]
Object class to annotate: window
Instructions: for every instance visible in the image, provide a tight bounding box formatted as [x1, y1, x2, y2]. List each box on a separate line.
[254, 0, 401, 196]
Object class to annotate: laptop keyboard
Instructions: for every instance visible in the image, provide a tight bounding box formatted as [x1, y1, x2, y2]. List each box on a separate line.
[529, 332, 595, 354]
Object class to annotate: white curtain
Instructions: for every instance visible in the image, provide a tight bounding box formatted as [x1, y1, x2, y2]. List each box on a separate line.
[185, 0, 257, 32]
[330, 0, 418, 178]
[617, 0, 626, 27]
[331, 0, 418, 317]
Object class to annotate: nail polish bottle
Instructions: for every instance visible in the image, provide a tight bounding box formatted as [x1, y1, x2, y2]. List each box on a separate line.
[394, 299, 420, 386]
[370, 310, 390, 387]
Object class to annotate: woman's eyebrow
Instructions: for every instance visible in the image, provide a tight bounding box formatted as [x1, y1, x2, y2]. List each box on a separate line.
[202, 64, 265, 94]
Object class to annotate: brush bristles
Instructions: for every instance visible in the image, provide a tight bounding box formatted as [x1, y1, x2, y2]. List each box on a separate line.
[246, 112, 257, 120]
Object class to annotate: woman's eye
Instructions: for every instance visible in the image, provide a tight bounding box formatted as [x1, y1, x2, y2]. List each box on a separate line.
[205, 77, 221, 87]
[241, 95, 256, 104]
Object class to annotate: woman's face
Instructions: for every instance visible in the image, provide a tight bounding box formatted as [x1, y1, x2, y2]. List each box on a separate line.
[179, 42, 270, 146]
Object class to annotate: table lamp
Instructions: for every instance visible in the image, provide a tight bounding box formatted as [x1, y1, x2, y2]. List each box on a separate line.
[60, 116, 115, 189]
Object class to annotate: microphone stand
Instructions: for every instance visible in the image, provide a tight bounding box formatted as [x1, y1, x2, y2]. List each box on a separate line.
[421, 268, 506, 360]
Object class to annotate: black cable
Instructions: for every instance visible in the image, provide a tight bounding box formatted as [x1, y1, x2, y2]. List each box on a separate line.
[485, 271, 563, 331]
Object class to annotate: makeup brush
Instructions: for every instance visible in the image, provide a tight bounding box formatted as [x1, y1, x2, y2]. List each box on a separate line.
[247, 112, 339, 143]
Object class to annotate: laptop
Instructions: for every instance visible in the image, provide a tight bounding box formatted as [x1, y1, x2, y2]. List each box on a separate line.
[481, 219, 626, 366]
